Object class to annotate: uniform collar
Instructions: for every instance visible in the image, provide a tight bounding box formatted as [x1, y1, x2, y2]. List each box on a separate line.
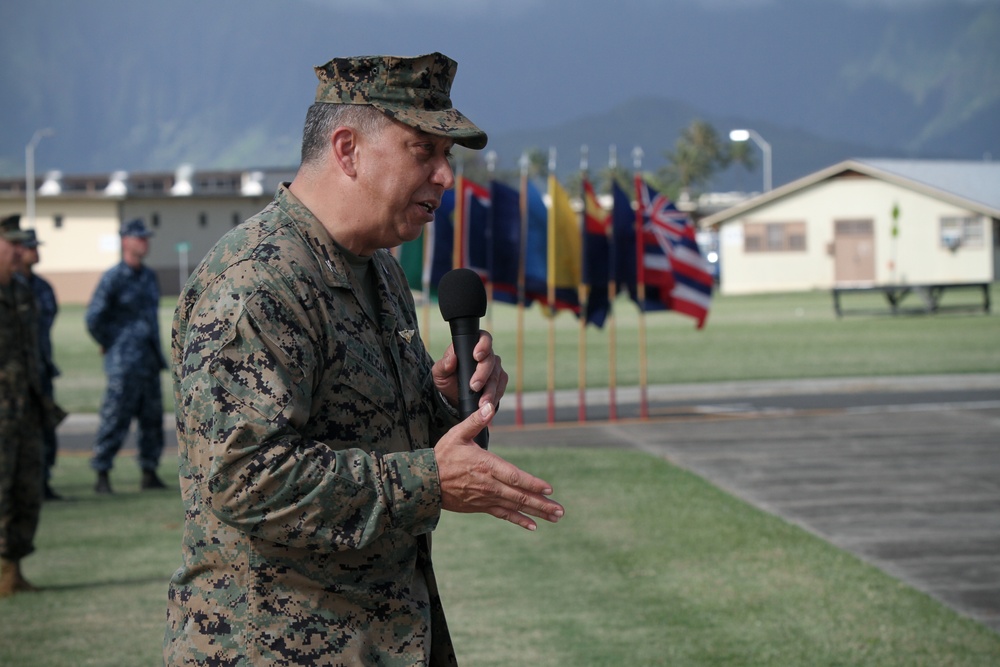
[274, 183, 352, 290]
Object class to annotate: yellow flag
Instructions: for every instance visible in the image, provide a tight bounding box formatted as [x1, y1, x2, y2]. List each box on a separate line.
[547, 174, 582, 291]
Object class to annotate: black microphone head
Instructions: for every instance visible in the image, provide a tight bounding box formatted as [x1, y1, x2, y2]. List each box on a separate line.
[438, 268, 487, 321]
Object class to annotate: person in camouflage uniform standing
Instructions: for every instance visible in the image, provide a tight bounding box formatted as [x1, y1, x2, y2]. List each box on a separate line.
[17, 230, 62, 501]
[0, 214, 45, 597]
[85, 218, 168, 494]
[165, 53, 565, 666]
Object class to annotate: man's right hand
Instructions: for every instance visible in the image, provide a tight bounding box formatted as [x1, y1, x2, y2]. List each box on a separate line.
[435, 403, 564, 531]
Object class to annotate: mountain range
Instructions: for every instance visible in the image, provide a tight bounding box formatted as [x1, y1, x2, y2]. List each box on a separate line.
[1, 0, 997, 191]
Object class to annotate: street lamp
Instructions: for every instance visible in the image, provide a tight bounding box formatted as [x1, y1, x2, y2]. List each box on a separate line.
[729, 128, 771, 192]
[26, 128, 54, 227]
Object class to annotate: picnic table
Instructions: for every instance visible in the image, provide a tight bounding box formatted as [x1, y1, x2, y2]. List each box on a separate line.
[832, 282, 991, 317]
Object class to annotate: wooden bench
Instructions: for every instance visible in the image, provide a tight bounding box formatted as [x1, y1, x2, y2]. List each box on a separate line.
[832, 282, 991, 317]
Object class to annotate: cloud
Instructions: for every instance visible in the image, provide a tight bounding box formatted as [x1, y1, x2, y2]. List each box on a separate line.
[303, 0, 997, 18]
[301, 0, 540, 19]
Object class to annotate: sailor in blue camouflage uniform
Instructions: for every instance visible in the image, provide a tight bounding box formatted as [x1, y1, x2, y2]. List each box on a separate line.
[165, 53, 565, 666]
[0, 214, 45, 597]
[85, 218, 168, 494]
[18, 230, 62, 500]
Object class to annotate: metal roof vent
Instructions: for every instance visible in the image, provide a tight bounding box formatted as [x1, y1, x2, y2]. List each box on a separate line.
[171, 164, 194, 196]
[104, 170, 128, 196]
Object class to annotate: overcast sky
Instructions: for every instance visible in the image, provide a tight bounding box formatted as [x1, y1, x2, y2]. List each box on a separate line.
[264, 0, 989, 137]
[3, 0, 995, 175]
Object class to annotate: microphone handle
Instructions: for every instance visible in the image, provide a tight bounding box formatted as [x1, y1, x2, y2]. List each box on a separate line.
[450, 320, 489, 449]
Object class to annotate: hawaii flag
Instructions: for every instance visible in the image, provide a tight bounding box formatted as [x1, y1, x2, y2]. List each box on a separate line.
[635, 177, 713, 328]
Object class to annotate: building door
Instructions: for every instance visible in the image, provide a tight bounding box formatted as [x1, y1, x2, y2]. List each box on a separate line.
[833, 219, 876, 285]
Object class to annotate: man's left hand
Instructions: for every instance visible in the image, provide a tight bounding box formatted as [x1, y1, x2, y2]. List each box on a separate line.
[432, 330, 508, 412]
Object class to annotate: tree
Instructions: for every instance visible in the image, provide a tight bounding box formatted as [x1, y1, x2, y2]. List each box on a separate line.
[656, 119, 756, 199]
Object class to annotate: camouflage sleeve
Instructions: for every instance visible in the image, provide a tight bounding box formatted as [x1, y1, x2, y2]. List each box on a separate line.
[177, 266, 441, 553]
[84, 269, 115, 348]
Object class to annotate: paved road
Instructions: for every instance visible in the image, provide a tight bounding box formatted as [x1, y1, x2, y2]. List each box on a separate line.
[491, 374, 1000, 635]
[57, 374, 1000, 633]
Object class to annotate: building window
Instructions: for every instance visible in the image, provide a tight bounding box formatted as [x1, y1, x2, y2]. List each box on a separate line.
[940, 216, 983, 250]
[744, 222, 807, 253]
[199, 213, 208, 228]
[53, 215, 63, 229]
[151, 213, 161, 228]
[232, 212, 241, 227]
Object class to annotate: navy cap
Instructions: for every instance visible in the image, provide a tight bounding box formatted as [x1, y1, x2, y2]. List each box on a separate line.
[21, 229, 41, 248]
[120, 218, 154, 238]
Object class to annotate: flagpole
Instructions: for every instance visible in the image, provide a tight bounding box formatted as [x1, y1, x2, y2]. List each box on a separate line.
[577, 145, 589, 423]
[484, 150, 497, 332]
[607, 144, 618, 421]
[420, 222, 432, 349]
[546, 147, 557, 425]
[516, 152, 529, 427]
[632, 146, 649, 420]
[453, 164, 464, 270]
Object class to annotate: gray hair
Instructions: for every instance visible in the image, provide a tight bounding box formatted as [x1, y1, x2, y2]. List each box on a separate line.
[300, 103, 391, 165]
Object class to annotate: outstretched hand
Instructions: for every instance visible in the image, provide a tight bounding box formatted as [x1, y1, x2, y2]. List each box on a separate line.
[435, 403, 564, 531]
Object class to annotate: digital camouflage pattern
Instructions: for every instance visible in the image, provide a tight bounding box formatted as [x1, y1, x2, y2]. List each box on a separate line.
[26, 269, 61, 474]
[165, 185, 462, 666]
[0, 276, 44, 561]
[314, 52, 487, 150]
[85, 260, 167, 472]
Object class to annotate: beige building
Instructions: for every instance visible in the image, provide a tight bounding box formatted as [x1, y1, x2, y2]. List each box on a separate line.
[0, 167, 289, 303]
[701, 159, 1000, 296]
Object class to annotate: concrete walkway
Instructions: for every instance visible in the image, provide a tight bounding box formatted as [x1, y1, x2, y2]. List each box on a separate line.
[489, 374, 1000, 634]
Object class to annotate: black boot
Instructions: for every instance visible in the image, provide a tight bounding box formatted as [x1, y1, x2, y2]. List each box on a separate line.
[95, 471, 113, 494]
[141, 469, 167, 490]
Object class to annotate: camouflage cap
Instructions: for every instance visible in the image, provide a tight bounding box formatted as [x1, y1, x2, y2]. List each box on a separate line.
[120, 217, 154, 238]
[314, 52, 488, 150]
[0, 214, 31, 243]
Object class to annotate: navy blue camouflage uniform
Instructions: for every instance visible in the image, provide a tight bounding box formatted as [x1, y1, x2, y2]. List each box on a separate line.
[27, 272, 59, 477]
[85, 260, 167, 473]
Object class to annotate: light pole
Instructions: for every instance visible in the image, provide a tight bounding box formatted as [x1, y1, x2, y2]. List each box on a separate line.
[26, 128, 54, 227]
[729, 128, 771, 192]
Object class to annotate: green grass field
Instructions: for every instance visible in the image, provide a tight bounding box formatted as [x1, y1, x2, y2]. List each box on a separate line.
[4, 285, 997, 665]
[4, 451, 998, 666]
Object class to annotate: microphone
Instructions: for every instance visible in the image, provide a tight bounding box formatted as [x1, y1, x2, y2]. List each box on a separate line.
[437, 268, 489, 449]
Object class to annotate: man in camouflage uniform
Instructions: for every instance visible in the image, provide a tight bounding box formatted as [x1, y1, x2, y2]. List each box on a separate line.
[17, 230, 62, 500]
[0, 214, 45, 597]
[165, 53, 565, 666]
[85, 218, 168, 494]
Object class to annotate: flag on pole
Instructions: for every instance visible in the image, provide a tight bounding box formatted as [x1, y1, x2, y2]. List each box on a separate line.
[398, 188, 455, 295]
[524, 180, 549, 306]
[547, 174, 582, 314]
[582, 178, 612, 327]
[488, 180, 522, 305]
[635, 177, 714, 328]
[456, 177, 491, 275]
[611, 179, 662, 310]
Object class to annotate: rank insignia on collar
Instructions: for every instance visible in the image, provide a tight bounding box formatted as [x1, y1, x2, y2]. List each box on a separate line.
[398, 329, 416, 343]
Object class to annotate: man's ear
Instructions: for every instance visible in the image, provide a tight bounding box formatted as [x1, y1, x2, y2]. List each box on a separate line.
[331, 126, 358, 177]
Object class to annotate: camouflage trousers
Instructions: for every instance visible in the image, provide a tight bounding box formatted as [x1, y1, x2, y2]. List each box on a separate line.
[91, 371, 164, 473]
[41, 373, 58, 480]
[0, 402, 43, 561]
